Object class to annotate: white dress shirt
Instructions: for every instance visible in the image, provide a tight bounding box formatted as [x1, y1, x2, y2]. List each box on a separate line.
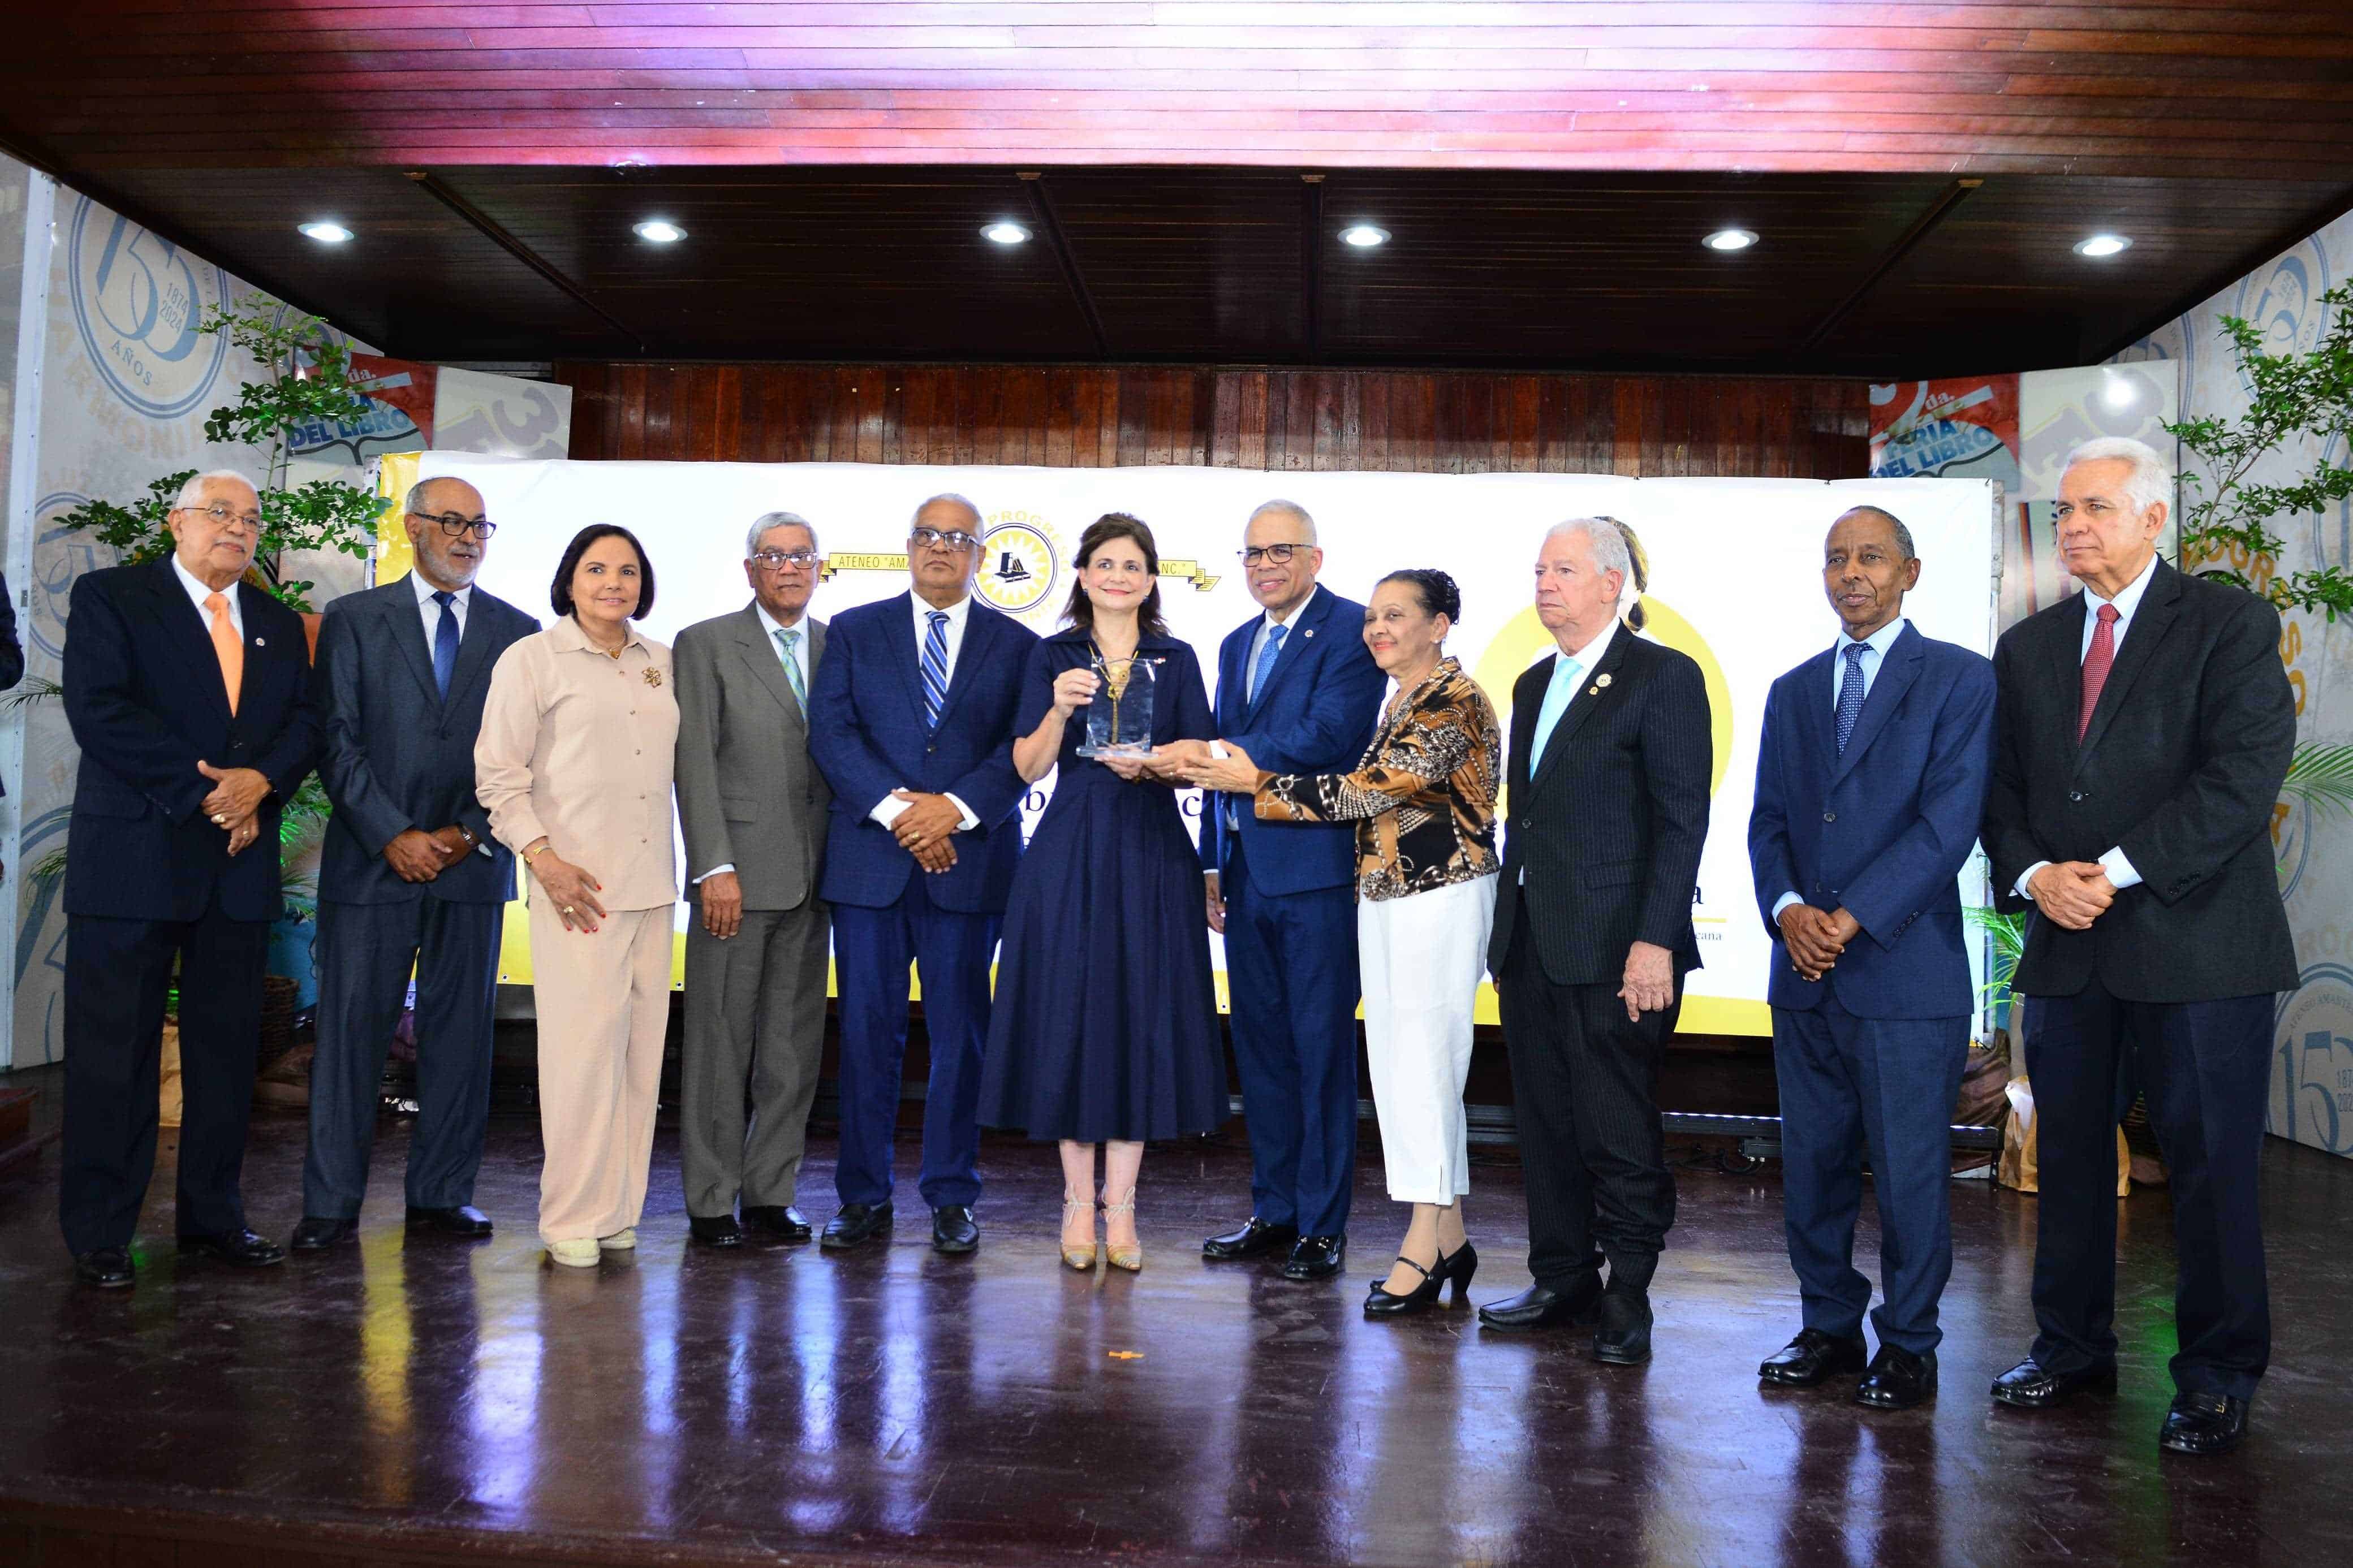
[173, 552, 244, 638]
[1771, 617, 1911, 921]
[871, 591, 978, 833]
[695, 602, 815, 885]
[2018, 553, 2161, 903]
[412, 570, 471, 651]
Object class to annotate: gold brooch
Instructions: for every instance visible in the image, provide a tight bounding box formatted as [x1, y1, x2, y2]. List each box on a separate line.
[1596, 673, 1612, 688]
[643, 667, 664, 688]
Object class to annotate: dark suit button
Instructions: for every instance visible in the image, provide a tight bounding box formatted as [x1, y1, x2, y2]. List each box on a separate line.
[1822, 811, 1836, 823]
[2068, 791, 2083, 802]
[1519, 818, 1531, 829]
[928, 744, 937, 754]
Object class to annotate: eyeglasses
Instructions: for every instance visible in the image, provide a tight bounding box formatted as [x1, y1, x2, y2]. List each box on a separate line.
[183, 502, 262, 530]
[910, 527, 982, 552]
[411, 511, 497, 539]
[1238, 543, 1304, 565]
[751, 548, 820, 571]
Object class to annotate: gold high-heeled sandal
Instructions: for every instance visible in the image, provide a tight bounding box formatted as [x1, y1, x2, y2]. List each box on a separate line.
[1060, 1191, 1097, 1271]
[1101, 1187, 1141, 1272]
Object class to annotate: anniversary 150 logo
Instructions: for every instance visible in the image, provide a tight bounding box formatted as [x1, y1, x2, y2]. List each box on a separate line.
[2274, 964, 2353, 1155]
[68, 197, 230, 420]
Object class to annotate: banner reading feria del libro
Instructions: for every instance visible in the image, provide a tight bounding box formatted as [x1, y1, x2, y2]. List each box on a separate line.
[378, 453, 2001, 1036]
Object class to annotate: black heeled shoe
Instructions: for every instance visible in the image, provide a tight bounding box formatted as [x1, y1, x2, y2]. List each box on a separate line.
[1365, 1242, 1477, 1317]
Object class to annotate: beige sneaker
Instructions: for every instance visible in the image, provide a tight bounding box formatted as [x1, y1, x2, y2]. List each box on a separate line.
[598, 1228, 638, 1251]
[547, 1238, 600, 1268]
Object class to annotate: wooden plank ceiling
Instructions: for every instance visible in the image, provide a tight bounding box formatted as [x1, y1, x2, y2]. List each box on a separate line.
[8, 3, 2352, 374]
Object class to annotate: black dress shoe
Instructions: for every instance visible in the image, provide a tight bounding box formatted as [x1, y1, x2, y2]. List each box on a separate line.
[290, 1216, 359, 1251]
[1759, 1327, 1870, 1387]
[1989, 1356, 2118, 1409]
[1366, 1242, 1479, 1318]
[1478, 1277, 1604, 1331]
[1202, 1217, 1299, 1260]
[74, 1248, 133, 1290]
[932, 1205, 979, 1254]
[689, 1214, 745, 1249]
[821, 1202, 894, 1250]
[176, 1229, 287, 1268]
[406, 1204, 493, 1237]
[1592, 1287, 1653, 1366]
[2160, 1392, 2251, 1456]
[1856, 1345, 1937, 1410]
[742, 1205, 812, 1243]
[1282, 1234, 1345, 1280]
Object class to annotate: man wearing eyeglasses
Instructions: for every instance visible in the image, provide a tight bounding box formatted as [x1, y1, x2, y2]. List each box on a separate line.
[807, 494, 1038, 1254]
[59, 470, 323, 1288]
[671, 512, 834, 1249]
[1179, 500, 1382, 1281]
[290, 476, 538, 1253]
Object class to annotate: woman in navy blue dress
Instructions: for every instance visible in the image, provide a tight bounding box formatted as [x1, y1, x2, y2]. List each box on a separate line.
[978, 513, 1225, 1273]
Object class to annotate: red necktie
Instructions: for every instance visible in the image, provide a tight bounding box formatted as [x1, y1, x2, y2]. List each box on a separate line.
[2078, 602, 2119, 741]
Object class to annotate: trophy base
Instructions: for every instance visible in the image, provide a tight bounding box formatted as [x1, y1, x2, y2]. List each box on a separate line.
[1076, 742, 1154, 760]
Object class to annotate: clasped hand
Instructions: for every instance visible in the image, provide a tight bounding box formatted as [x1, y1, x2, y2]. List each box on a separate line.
[383, 827, 469, 883]
[2029, 861, 2116, 931]
[196, 760, 270, 856]
[890, 789, 963, 873]
[1777, 903, 1861, 982]
[1165, 738, 1260, 794]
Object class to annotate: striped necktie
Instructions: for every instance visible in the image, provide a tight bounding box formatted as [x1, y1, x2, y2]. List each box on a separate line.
[1835, 642, 1868, 755]
[921, 610, 950, 729]
[774, 627, 806, 709]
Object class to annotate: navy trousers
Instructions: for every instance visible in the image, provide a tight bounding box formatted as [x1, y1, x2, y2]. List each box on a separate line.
[303, 896, 503, 1220]
[2023, 979, 2274, 1399]
[60, 896, 267, 1255]
[1773, 996, 1969, 1356]
[1220, 841, 1361, 1238]
[831, 871, 997, 1211]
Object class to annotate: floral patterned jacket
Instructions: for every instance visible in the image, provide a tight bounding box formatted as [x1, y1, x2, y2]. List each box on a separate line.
[1253, 656, 1501, 902]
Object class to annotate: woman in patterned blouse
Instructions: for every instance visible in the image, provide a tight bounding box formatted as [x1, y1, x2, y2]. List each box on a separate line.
[1184, 569, 1501, 1316]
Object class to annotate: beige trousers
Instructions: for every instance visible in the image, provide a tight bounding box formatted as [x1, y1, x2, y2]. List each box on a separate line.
[531, 899, 674, 1244]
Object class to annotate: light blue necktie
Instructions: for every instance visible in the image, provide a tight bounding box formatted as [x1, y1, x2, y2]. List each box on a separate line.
[920, 610, 950, 729]
[1529, 654, 1583, 763]
[1247, 621, 1287, 705]
[430, 590, 458, 701]
[1835, 641, 1869, 755]
[774, 627, 806, 709]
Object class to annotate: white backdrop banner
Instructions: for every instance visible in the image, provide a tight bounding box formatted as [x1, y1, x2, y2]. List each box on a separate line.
[390, 454, 2000, 1036]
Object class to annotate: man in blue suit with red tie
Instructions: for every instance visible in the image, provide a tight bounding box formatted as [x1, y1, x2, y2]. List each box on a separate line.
[1747, 505, 1996, 1409]
[807, 494, 1038, 1255]
[1188, 500, 1382, 1281]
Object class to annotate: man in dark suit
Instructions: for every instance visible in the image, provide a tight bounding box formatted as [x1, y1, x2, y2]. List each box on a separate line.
[1747, 506, 1997, 1409]
[1480, 517, 1710, 1364]
[1983, 437, 2296, 1457]
[59, 470, 324, 1288]
[674, 511, 833, 1249]
[291, 477, 537, 1251]
[1180, 500, 1382, 1281]
[807, 494, 1037, 1254]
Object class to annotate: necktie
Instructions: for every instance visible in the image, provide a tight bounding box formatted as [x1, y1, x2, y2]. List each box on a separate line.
[921, 610, 950, 729]
[431, 590, 459, 701]
[1529, 654, 1583, 764]
[1834, 641, 1869, 755]
[774, 627, 807, 709]
[2079, 601, 2120, 741]
[1247, 621, 1288, 705]
[204, 591, 243, 715]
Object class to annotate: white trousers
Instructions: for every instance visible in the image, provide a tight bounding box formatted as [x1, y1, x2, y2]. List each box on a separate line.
[1357, 874, 1497, 1205]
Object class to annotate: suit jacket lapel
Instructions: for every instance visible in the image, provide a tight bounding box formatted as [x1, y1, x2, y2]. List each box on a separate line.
[1243, 585, 1325, 723]
[1791, 647, 1837, 774]
[932, 600, 997, 731]
[1530, 627, 1632, 793]
[1218, 622, 1249, 729]
[443, 587, 512, 712]
[1830, 625, 1923, 785]
[893, 592, 933, 723]
[146, 559, 234, 727]
[383, 577, 445, 708]
[733, 603, 806, 729]
[2044, 594, 2088, 755]
[2076, 561, 2181, 767]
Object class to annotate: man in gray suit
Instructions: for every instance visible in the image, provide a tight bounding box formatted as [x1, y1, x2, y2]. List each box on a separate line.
[674, 511, 834, 1248]
[293, 477, 538, 1250]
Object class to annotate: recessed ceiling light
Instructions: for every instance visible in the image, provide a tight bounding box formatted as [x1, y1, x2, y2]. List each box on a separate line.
[981, 221, 1032, 245]
[633, 219, 687, 243]
[1702, 228, 1758, 252]
[2074, 234, 2133, 258]
[298, 221, 353, 244]
[1339, 224, 1390, 248]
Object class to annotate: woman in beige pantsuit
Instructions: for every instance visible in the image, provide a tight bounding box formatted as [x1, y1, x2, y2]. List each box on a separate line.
[476, 524, 680, 1268]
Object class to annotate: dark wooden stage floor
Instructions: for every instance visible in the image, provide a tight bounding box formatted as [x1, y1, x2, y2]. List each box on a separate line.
[0, 1079, 2346, 1568]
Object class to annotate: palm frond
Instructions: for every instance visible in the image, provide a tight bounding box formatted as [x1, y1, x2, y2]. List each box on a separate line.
[2282, 742, 2353, 820]
[1, 676, 62, 712]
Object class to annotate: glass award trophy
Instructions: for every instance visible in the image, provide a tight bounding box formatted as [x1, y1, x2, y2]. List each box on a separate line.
[1078, 651, 1156, 758]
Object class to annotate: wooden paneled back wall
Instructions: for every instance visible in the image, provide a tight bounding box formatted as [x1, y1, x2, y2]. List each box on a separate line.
[555, 365, 1872, 479]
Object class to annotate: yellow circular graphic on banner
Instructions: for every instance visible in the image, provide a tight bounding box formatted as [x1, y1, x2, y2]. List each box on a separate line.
[979, 512, 1061, 618]
[1469, 598, 1733, 797]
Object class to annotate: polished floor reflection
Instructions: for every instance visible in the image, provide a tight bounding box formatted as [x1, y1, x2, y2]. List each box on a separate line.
[0, 1092, 2341, 1567]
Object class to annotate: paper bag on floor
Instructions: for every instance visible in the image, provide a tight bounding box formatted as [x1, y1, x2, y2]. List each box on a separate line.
[1997, 1073, 2128, 1195]
[158, 1020, 183, 1130]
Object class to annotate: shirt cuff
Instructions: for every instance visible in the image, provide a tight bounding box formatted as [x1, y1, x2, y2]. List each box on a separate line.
[1770, 892, 1802, 922]
[943, 793, 980, 832]
[2016, 859, 2053, 901]
[870, 793, 912, 828]
[693, 863, 735, 884]
[2098, 846, 2142, 890]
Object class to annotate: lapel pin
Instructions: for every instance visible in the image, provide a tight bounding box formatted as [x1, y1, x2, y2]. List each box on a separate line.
[1596, 673, 1611, 688]
[254, 636, 266, 647]
[1303, 628, 1315, 638]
